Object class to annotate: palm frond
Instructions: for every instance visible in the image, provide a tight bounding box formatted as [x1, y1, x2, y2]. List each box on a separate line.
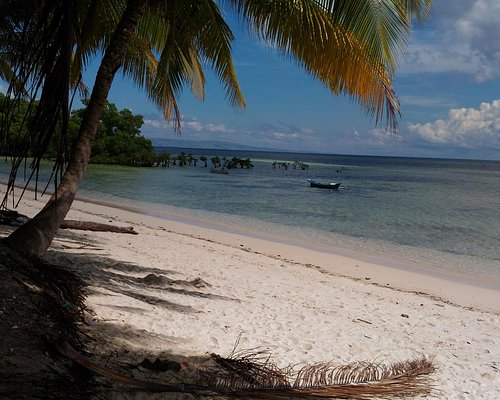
[123, 0, 244, 131]
[57, 338, 435, 399]
[0, 0, 124, 207]
[224, 0, 431, 128]
[401, 0, 433, 25]
[0, 0, 81, 206]
[0, 54, 14, 83]
[72, 0, 125, 84]
[194, 348, 435, 399]
[194, 0, 245, 108]
[122, 33, 160, 90]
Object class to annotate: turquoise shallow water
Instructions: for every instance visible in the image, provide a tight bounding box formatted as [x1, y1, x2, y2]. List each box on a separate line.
[2, 150, 500, 280]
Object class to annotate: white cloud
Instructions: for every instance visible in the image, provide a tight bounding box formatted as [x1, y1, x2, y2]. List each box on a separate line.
[144, 116, 231, 135]
[401, 43, 480, 75]
[369, 129, 400, 141]
[256, 123, 316, 146]
[349, 128, 402, 147]
[144, 118, 166, 129]
[401, 0, 500, 81]
[270, 131, 299, 140]
[185, 121, 203, 131]
[205, 123, 232, 133]
[407, 99, 500, 148]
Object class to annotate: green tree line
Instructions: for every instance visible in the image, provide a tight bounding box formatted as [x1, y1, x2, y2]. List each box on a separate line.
[68, 101, 155, 165]
[1, 93, 156, 165]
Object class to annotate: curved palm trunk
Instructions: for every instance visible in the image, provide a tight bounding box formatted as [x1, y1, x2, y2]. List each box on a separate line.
[5, 0, 147, 258]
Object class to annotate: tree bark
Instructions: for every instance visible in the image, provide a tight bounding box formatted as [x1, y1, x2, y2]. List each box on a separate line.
[5, 0, 147, 257]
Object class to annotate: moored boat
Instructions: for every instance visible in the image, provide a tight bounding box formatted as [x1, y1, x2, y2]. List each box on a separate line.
[307, 178, 341, 190]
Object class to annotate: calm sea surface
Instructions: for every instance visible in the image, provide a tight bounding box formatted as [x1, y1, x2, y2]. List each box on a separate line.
[2, 149, 500, 281]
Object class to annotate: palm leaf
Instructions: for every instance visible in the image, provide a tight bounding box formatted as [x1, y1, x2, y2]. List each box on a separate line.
[194, 345, 435, 398]
[57, 338, 435, 399]
[224, 0, 431, 128]
[0, 0, 81, 205]
[0, 0, 124, 207]
[194, 0, 245, 108]
[71, 0, 125, 84]
[123, 0, 245, 130]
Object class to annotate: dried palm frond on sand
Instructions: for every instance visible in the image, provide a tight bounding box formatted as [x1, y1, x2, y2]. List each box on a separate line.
[57, 339, 435, 399]
[197, 347, 435, 399]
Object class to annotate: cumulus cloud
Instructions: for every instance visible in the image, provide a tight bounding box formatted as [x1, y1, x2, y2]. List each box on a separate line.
[401, 0, 500, 81]
[370, 129, 401, 142]
[144, 116, 232, 135]
[205, 123, 230, 133]
[347, 128, 402, 148]
[407, 100, 500, 148]
[270, 131, 300, 140]
[256, 123, 316, 146]
[185, 121, 203, 131]
[144, 119, 165, 129]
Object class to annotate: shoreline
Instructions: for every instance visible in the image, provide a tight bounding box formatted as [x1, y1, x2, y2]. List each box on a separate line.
[5, 183, 500, 313]
[73, 195, 500, 313]
[3, 185, 500, 398]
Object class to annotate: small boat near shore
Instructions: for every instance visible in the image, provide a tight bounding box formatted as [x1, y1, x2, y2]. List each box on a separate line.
[307, 179, 341, 190]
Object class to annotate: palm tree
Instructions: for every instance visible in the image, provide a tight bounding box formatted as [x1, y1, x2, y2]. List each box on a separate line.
[2, 0, 244, 255]
[1, 0, 432, 257]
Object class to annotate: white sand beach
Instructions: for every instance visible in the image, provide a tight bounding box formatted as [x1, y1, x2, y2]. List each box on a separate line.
[4, 188, 500, 399]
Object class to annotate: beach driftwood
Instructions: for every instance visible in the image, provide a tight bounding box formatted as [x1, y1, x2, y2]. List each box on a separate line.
[60, 220, 138, 235]
[1, 209, 138, 235]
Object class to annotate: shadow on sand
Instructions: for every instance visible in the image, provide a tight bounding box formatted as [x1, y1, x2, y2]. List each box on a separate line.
[0, 230, 233, 399]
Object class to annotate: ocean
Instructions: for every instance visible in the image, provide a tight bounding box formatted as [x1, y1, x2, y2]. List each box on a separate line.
[2, 149, 500, 282]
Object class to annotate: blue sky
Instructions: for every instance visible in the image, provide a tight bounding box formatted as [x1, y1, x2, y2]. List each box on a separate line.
[139, 0, 500, 160]
[6, 0, 499, 160]
[76, 0, 500, 160]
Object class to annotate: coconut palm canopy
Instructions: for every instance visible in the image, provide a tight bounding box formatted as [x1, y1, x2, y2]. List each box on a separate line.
[1, 0, 432, 164]
[0, 0, 432, 257]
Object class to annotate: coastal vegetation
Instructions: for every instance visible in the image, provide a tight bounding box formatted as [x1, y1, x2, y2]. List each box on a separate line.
[68, 101, 155, 166]
[1, 93, 249, 168]
[0, 94, 157, 165]
[0, 0, 434, 397]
